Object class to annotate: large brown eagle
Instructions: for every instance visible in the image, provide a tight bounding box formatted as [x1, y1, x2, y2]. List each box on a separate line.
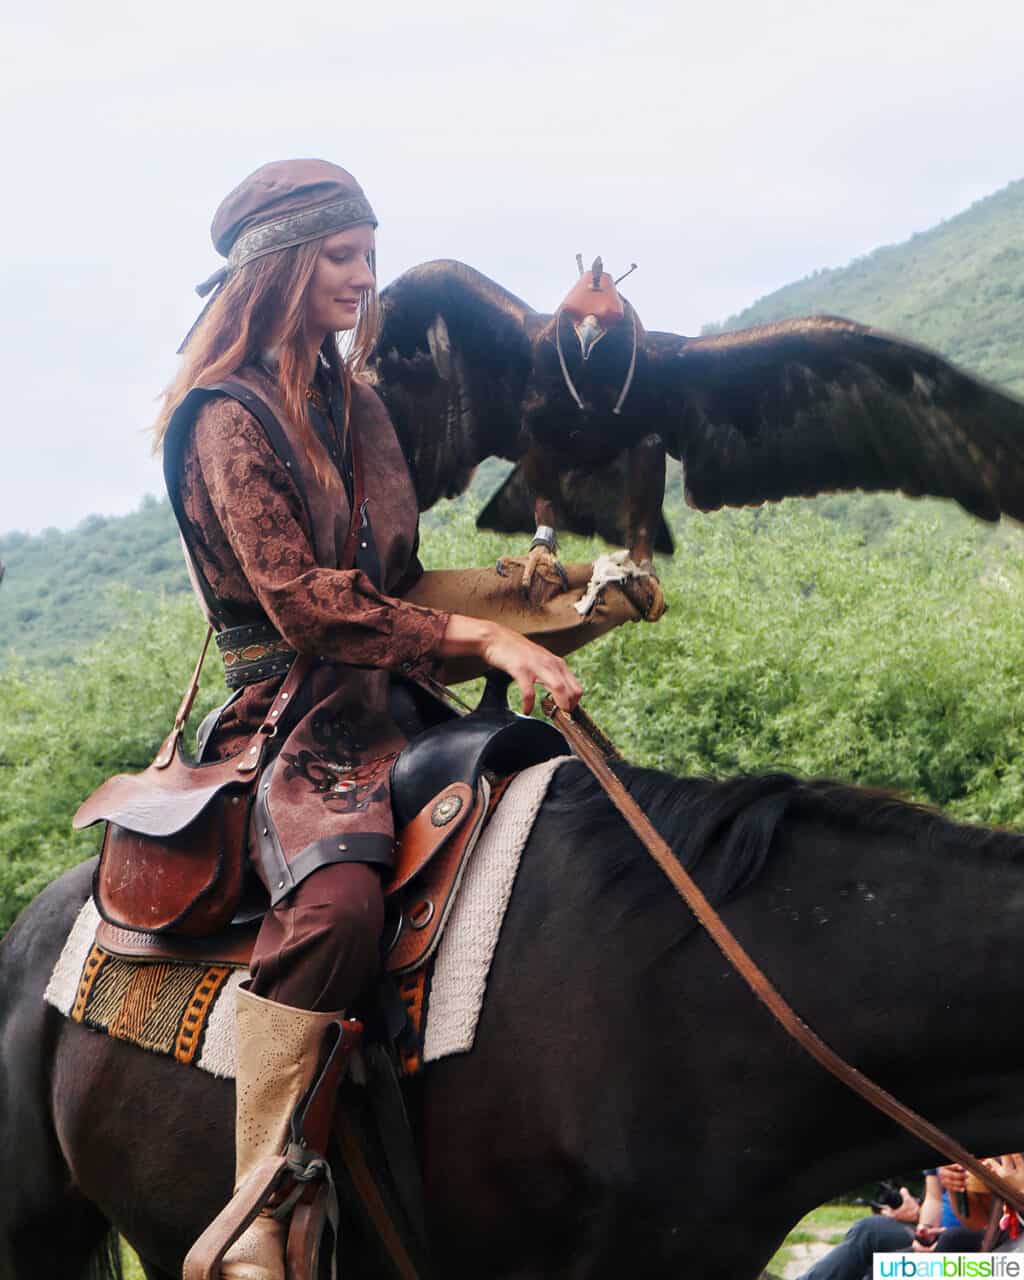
[373, 257, 1024, 616]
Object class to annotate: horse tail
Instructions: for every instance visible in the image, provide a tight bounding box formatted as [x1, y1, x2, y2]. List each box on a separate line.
[82, 1226, 123, 1280]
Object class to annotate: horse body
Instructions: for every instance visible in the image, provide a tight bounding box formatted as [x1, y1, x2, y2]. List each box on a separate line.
[4, 763, 1024, 1279]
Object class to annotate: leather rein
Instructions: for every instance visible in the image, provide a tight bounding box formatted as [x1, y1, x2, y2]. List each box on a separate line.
[544, 699, 1024, 1219]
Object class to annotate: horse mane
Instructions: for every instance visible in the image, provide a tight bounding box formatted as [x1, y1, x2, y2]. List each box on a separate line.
[542, 760, 1024, 930]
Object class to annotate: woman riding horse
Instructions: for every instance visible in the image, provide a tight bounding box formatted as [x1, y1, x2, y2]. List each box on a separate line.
[152, 158, 581, 1280]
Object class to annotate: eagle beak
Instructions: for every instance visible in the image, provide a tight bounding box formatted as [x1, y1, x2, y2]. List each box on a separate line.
[574, 314, 605, 361]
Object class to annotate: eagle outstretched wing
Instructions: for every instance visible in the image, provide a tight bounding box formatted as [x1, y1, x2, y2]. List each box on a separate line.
[373, 260, 537, 509]
[645, 317, 1024, 521]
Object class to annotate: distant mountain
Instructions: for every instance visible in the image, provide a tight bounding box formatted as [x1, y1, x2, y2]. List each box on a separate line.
[0, 497, 186, 663]
[714, 178, 1024, 396]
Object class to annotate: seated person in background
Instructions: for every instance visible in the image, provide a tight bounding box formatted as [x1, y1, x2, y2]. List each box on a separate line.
[798, 1171, 977, 1280]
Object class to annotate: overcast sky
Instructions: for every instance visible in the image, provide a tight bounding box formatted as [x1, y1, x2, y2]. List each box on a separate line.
[2, 0, 1022, 535]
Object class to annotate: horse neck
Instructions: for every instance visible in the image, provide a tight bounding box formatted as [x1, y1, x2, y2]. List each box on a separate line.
[682, 804, 1024, 1186]
[752, 808, 1024, 1044]
[510, 767, 1024, 1210]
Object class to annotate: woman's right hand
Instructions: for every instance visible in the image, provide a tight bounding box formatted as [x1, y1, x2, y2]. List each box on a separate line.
[439, 616, 582, 715]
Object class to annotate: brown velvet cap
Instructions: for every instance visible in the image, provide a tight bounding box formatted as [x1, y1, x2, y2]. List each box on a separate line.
[194, 159, 377, 297]
[212, 159, 375, 255]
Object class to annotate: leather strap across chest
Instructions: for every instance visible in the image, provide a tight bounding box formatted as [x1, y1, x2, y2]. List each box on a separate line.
[546, 698, 1024, 1220]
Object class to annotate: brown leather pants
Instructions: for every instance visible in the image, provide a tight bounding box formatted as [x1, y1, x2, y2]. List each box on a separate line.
[248, 862, 385, 1012]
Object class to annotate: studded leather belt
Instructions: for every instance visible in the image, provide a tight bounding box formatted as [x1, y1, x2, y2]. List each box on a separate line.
[216, 622, 297, 689]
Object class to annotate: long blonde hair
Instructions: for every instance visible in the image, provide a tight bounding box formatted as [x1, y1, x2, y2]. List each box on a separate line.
[152, 238, 381, 478]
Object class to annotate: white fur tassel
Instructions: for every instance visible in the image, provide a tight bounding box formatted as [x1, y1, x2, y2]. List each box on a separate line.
[575, 551, 650, 617]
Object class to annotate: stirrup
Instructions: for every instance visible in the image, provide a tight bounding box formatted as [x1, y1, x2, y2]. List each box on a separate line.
[286, 1185, 332, 1280]
[182, 1143, 338, 1280]
[182, 1154, 293, 1280]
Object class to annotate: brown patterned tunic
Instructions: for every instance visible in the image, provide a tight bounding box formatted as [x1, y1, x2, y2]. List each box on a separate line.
[176, 367, 450, 901]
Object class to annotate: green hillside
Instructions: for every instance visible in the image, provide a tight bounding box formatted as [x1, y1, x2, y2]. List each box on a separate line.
[715, 177, 1024, 396]
[7, 498, 1024, 934]
[0, 496, 187, 663]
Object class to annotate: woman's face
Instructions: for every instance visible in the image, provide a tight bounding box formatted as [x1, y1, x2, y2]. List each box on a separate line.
[305, 224, 376, 336]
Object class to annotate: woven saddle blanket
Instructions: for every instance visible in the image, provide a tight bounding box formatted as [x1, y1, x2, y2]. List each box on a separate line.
[45, 757, 570, 1079]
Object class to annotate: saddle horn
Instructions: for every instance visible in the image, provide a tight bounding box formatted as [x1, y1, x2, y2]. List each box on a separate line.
[478, 669, 514, 712]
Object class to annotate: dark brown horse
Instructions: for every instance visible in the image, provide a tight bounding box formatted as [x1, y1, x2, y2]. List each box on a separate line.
[4, 762, 1024, 1279]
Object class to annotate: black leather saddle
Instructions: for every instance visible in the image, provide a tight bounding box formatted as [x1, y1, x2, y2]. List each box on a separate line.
[389, 672, 568, 828]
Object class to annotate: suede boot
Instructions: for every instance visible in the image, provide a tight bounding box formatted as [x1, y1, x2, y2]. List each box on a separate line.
[218, 988, 346, 1280]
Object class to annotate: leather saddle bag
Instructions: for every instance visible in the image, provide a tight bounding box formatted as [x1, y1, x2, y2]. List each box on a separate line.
[74, 634, 312, 937]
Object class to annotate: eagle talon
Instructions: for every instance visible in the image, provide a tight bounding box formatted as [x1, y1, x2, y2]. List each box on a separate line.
[621, 570, 666, 622]
[519, 544, 570, 607]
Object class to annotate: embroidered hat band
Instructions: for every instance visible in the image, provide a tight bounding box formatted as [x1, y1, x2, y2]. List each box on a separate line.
[194, 159, 377, 298]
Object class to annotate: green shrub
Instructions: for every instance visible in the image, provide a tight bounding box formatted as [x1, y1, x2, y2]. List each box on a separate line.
[3, 494, 1024, 934]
